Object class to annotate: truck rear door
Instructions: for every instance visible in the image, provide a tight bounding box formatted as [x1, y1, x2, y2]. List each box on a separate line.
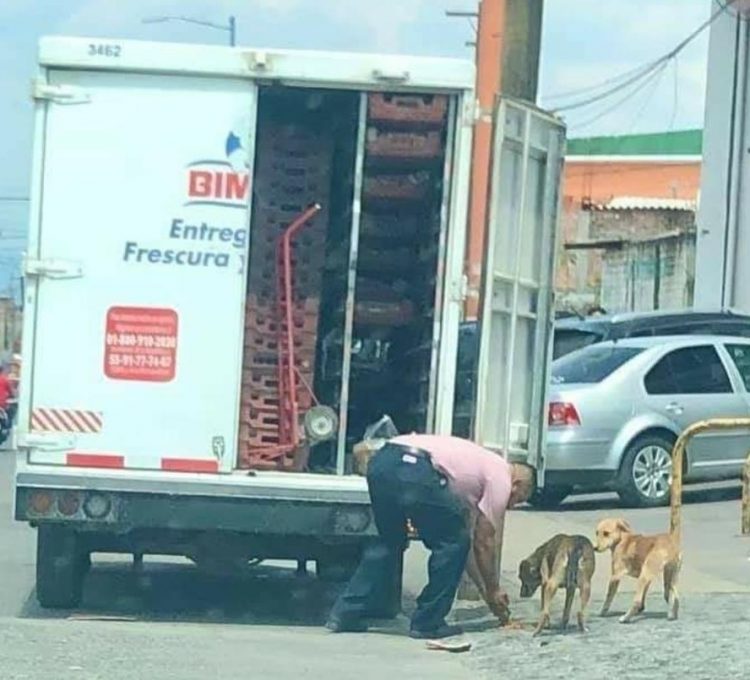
[21, 68, 256, 472]
[474, 99, 565, 483]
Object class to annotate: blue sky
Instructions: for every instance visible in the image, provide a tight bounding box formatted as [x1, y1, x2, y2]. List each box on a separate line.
[0, 0, 712, 295]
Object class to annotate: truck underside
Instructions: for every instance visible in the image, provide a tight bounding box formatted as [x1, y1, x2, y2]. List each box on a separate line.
[16, 462, 385, 608]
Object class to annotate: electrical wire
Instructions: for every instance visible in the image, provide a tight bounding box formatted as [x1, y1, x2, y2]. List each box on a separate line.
[626, 65, 670, 135]
[668, 57, 680, 132]
[543, 61, 662, 102]
[551, 0, 736, 113]
[567, 62, 669, 132]
[553, 61, 666, 113]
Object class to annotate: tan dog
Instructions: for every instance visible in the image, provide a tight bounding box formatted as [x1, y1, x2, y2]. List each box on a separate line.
[519, 534, 596, 636]
[594, 518, 681, 623]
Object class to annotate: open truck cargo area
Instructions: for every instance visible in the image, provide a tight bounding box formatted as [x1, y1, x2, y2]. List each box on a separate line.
[15, 37, 564, 609]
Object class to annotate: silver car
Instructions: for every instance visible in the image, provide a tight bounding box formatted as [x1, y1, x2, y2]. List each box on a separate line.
[540, 336, 750, 508]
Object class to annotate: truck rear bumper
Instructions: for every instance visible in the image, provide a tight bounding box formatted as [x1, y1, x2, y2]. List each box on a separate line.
[15, 462, 375, 539]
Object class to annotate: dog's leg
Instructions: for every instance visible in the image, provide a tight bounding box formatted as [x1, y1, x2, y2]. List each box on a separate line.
[561, 587, 575, 630]
[636, 581, 651, 614]
[665, 557, 681, 620]
[533, 579, 558, 637]
[600, 577, 621, 616]
[619, 574, 653, 623]
[577, 580, 591, 632]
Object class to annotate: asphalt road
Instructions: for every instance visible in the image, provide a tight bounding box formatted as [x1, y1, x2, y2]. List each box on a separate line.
[0, 453, 470, 680]
[2, 451, 750, 679]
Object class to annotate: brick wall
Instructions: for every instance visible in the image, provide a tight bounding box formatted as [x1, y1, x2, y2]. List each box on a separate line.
[556, 205, 696, 314]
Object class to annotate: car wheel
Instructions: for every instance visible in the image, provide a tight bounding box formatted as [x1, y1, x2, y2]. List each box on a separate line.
[528, 485, 572, 509]
[617, 435, 674, 508]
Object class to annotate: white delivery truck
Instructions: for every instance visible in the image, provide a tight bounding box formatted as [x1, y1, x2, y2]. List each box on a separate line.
[15, 36, 565, 609]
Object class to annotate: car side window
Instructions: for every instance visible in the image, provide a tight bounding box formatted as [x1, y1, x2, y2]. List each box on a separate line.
[725, 344, 750, 391]
[644, 346, 733, 395]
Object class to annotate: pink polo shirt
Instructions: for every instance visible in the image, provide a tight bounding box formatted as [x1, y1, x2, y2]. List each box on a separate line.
[391, 434, 512, 532]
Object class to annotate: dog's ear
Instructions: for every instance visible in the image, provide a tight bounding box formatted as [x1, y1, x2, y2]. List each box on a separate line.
[615, 519, 633, 533]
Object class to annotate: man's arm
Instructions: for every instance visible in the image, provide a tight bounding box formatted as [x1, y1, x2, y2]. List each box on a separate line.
[471, 512, 509, 621]
[464, 514, 486, 599]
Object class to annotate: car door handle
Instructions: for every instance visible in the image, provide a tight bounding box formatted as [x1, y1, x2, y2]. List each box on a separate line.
[665, 402, 684, 415]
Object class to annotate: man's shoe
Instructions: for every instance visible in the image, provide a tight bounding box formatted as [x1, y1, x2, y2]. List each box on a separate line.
[409, 624, 464, 640]
[325, 616, 368, 633]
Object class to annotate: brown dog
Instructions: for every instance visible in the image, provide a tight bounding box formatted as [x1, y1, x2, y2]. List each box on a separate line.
[518, 534, 596, 636]
[594, 518, 681, 623]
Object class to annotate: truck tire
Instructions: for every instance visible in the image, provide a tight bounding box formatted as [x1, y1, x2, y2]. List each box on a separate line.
[36, 525, 84, 609]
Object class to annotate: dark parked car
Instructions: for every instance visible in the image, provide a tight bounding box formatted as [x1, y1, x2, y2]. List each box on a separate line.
[553, 309, 750, 359]
[453, 309, 750, 439]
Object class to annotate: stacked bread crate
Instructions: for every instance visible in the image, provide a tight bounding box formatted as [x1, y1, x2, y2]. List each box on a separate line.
[344, 93, 448, 438]
[239, 124, 332, 470]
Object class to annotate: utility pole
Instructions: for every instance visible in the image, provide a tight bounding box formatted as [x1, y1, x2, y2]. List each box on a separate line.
[458, 0, 544, 320]
[464, 0, 506, 320]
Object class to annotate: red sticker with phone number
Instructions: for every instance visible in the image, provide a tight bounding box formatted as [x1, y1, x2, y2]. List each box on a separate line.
[104, 307, 178, 382]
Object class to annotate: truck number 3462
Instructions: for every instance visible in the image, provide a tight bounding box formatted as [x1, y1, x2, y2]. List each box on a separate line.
[88, 44, 121, 58]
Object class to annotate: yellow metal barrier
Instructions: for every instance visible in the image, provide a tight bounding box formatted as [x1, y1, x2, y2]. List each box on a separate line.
[669, 417, 750, 539]
[743, 452, 750, 536]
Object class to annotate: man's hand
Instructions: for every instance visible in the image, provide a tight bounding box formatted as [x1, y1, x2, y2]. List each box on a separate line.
[486, 589, 510, 624]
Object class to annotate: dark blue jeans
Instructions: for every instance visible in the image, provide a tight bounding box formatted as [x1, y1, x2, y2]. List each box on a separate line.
[330, 443, 470, 632]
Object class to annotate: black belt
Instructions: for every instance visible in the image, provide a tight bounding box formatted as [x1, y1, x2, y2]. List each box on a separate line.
[386, 442, 432, 460]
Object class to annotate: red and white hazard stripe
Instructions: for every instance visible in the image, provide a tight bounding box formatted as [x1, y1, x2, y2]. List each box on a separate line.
[31, 408, 103, 434]
[61, 453, 218, 473]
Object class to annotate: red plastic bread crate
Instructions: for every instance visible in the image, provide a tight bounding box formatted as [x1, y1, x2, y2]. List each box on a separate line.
[368, 93, 448, 125]
[366, 130, 443, 158]
[363, 172, 432, 201]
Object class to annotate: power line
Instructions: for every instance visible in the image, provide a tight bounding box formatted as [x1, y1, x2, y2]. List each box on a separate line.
[550, 0, 735, 113]
[0, 197, 29, 202]
[625, 64, 670, 135]
[567, 62, 669, 132]
[544, 60, 661, 104]
[553, 61, 665, 113]
[668, 57, 680, 132]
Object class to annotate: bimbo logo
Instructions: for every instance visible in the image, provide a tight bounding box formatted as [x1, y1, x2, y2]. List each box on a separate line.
[185, 131, 249, 209]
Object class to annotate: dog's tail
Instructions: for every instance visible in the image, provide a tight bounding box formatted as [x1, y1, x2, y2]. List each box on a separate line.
[565, 541, 585, 590]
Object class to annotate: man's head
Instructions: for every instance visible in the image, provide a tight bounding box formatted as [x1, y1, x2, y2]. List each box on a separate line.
[509, 463, 535, 507]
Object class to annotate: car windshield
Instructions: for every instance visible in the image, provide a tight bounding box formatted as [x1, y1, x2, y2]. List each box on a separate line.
[551, 345, 643, 384]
